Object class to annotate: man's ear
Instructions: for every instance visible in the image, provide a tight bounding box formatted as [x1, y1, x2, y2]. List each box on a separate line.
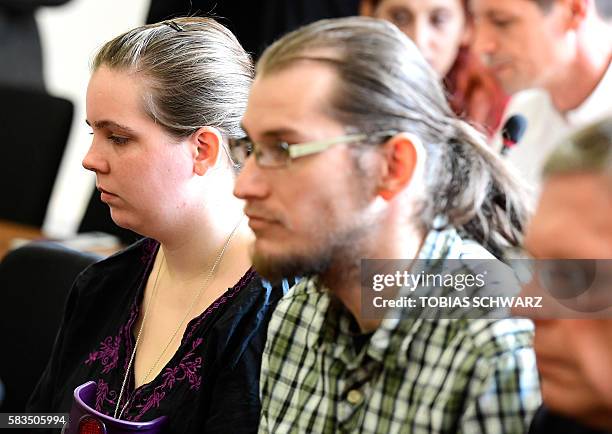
[461, 18, 473, 46]
[378, 132, 424, 201]
[192, 126, 223, 176]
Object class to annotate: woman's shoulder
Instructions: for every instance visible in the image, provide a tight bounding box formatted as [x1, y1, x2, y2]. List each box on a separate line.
[212, 270, 292, 323]
[237, 271, 295, 303]
[201, 272, 296, 366]
[71, 237, 156, 302]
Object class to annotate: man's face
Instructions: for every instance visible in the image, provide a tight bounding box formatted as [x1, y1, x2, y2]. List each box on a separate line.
[519, 172, 612, 429]
[470, 0, 568, 93]
[234, 62, 383, 280]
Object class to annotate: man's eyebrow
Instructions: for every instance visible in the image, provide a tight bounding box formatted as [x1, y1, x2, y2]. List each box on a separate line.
[239, 123, 300, 140]
[485, 10, 514, 19]
[85, 119, 137, 134]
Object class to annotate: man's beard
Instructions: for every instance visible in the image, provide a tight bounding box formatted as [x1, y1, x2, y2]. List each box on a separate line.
[251, 219, 372, 283]
[252, 248, 332, 283]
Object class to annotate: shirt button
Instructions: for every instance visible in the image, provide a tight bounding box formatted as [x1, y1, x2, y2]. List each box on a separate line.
[347, 389, 363, 405]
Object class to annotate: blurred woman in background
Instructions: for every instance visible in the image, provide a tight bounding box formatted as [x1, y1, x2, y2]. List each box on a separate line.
[362, 0, 508, 137]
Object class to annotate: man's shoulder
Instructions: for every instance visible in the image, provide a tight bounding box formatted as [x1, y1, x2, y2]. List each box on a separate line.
[403, 318, 534, 367]
[408, 318, 536, 398]
[462, 318, 534, 356]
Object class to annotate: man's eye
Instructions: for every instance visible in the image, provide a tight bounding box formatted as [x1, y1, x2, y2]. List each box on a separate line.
[490, 16, 514, 28]
[269, 142, 290, 158]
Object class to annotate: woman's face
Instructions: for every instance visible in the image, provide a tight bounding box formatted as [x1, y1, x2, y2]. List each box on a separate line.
[375, 0, 468, 77]
[83, 66, 196, 235]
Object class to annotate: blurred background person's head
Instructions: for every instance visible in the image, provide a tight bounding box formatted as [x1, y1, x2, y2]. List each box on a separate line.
[516, 117, 612, 431]
[362, 0, 508, 135]
[470, 0, 612, 96]
[364, 0, 469, 77]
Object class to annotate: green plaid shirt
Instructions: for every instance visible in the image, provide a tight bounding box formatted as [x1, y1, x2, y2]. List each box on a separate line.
[258, 228, 541, 433]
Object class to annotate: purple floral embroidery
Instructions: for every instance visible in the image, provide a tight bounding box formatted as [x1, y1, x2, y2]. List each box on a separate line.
[95, 379, 117, 409]
[85, 336, 121, 373]
[132, 389, 166, 419]
[120, 302, 139, 371]
[85, 300, 139, 376]
[127, 337, 204, 421]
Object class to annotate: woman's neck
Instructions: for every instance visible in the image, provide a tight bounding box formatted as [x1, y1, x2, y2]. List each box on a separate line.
[155, 194, 249, 283]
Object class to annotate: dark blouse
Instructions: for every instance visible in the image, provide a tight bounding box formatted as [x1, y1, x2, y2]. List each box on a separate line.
[27, 238, 288, 433]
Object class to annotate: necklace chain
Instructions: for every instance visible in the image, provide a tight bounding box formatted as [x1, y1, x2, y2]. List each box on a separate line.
[113, 217, 243, 419]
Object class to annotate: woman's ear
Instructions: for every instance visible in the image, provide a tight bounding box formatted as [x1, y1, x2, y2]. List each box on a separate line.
[192, 126, 223, 176]
[360, 0, 379, 16]
[377, 132, 425, 201]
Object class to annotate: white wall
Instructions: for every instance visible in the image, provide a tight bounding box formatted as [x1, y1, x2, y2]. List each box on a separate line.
[37, 0, 150, 237]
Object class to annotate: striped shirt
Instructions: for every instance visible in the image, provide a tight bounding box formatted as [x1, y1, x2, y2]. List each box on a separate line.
[258, 227, 541, 433]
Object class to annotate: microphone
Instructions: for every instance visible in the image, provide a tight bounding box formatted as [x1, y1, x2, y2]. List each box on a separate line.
[501, 114, 528, 156]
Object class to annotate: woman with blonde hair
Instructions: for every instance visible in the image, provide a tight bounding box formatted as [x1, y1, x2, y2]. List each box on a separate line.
[27, 17, 285, 433]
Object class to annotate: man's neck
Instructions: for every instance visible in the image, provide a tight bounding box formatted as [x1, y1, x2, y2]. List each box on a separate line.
[547, 24, 611, 114]
[320, 223, 426, 333]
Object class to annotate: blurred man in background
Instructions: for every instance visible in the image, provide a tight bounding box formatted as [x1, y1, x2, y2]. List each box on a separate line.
[470, 0, 612, 190]
[515, 117, 612, 433]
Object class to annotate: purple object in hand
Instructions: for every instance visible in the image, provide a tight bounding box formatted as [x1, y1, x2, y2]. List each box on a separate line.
[64, 381, 167, 433]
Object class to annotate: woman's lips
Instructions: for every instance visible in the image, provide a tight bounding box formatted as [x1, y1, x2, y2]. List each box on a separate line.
[97, 186, 118, 202]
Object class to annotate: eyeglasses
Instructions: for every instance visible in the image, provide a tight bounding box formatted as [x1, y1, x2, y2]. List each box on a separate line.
[227, 131, 396, 168]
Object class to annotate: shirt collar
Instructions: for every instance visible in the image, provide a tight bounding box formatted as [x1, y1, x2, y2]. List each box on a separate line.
[368, 225, 467, 364]
[313, 225, 470, 367]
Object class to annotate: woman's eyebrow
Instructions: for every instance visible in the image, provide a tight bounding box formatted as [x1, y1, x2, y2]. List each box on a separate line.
[85, 119, 137, 134]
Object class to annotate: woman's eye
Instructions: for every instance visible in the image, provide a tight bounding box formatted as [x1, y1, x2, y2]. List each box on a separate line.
[387, 8, 412, 28]
[108, 135, 129, 145]
[431, 11, 451, 28]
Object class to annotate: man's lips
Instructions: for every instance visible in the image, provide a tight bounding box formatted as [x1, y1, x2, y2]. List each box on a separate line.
[245, 212, 280, 231]
[488, 60, 512, 73]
